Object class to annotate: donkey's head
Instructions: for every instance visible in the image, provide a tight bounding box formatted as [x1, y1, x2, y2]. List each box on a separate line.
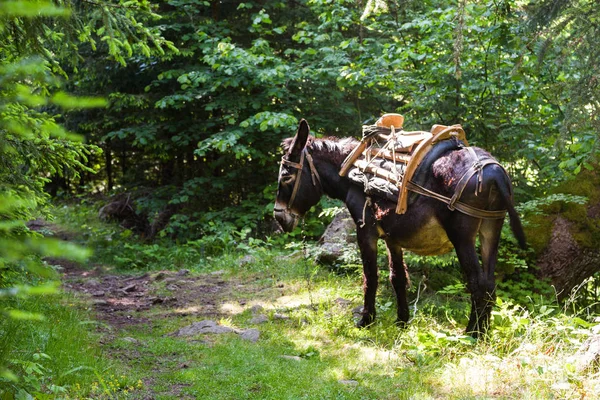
[273, 119, 323, 232]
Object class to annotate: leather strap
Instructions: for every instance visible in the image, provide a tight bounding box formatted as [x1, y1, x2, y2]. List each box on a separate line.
[284, 149, 306, 210]
[305, 152, 321, 188]
[448, 148, 498, 211]
[280, 148, 322, 212]
[406, 181, 507, 220]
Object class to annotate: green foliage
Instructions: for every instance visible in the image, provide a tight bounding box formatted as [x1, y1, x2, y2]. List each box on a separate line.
[52, 0, 596, 242]
[517, 193, 589, 217]
[25, 201, 600, 399]
[525, 0, 600, 175]
[0, 293, 116, 399]
[0, 0, 182, 395]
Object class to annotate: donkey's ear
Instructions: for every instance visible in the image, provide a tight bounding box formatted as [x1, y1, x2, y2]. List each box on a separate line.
[288, 119, 310, 156]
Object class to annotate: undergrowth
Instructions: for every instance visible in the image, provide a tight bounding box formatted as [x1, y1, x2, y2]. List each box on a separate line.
[0, 290, 135, 399]
[3, 200, 598, 398]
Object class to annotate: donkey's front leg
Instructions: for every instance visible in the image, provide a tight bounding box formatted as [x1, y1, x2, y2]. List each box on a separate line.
[356, 228, 379, 328]
[385, 240, 410, 327]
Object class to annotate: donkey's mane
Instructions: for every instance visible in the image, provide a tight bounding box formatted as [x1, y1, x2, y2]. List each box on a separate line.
[282, 136, 358, 166]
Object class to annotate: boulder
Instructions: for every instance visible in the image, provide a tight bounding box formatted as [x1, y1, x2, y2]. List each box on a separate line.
[174, 320, 234, 336]
[315, 209, 357, 265]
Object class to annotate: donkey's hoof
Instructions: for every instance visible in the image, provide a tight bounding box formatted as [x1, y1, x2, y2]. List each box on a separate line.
[394, 319, 408, 329]
[356, 315, 374, 328]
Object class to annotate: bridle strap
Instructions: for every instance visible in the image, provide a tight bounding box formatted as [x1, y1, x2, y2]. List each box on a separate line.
[286, 149, 306, 210]
[305, 152, 321, 188]
[280, 148, 322, 212]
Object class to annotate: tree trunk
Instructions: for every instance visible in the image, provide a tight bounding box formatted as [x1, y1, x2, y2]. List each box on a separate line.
[536, 216, 600, 298]
[105, 140, 113, 192]
[526, 169, 600, 298]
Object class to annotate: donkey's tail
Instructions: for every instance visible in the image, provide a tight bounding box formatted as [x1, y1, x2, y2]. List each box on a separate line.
[496, 171, 527, 249]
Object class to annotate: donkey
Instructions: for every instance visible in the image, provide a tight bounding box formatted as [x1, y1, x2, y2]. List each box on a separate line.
[273, 119, 527, 337]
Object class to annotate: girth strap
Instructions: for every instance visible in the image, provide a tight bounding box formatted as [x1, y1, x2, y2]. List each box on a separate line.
[406, 181, 507, 220]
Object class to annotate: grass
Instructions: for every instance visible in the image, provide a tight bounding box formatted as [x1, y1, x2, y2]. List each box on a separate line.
[97, 269, 598, 399]
[0, 290, 130, 398]
[2, 201, 600, 398]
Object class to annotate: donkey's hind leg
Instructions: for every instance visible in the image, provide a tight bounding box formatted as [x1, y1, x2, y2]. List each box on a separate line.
[445, 216, 492, 337]
[478, 217, 504, 307]
[385, 240, 410, 327]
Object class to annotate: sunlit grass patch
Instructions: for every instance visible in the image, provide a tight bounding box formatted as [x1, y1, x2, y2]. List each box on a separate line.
[0, 291, 136, 398]
[45, 202, 600, 399]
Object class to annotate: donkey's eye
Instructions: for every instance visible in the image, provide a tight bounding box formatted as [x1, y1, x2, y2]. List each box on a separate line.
[282, 175, 295, 185]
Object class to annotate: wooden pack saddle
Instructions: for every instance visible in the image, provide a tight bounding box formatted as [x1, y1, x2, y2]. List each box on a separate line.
[339, 114, 468, 214]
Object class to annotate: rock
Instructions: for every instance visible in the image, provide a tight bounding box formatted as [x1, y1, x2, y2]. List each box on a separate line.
[174, 320, 234, 337]
[281, 355, 302, 361]
[352, 306, 364, 318]
[334, 297, 352, 307]
[87, 278, 101, 287]
[91, 290, 106, 297]
[122, 337, 139, 344]
[575, 334, 600, 371]
[154, 272, 167, 281]
[338, 380, 359, 386]
[239, 329, 260, 342]
[273, 313, 289, 320]
[176, 269, 190, 276]
[210, 270, 226, 275]
[123, 284, 137, 293]
[250, 315, 269, 324]
[239, 255, 255, 266]
[93, 299, 108, 305]
[124, 273, 148, 282]
[166, 284, 179, 291]
[316, 209, 357, 265]
[249, 304, 264, 314]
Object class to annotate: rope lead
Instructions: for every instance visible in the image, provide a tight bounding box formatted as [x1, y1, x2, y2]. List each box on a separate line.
[360, 196, 372, 228]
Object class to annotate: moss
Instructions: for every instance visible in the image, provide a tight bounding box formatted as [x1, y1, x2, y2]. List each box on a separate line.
[523, 214, 556, 254]
[526, 168, 600, 253]
[552, 169, 600, 204]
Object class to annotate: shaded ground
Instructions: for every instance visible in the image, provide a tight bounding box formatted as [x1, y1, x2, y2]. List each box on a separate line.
[58, 261, 234, 329]
[29, 219, 273, 330]
[29, 219, 296, 398]
[47, 257, 288, 399]
[55, 259, 283, 329]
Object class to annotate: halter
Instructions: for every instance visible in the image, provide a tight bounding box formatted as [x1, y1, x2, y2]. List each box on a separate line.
[275, 148, 322, 216]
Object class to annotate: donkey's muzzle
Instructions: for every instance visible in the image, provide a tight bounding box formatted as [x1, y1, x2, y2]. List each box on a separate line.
[273, 207, 299, 233]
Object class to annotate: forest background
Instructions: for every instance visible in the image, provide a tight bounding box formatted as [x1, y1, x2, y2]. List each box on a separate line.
[1, 0, 600, 398]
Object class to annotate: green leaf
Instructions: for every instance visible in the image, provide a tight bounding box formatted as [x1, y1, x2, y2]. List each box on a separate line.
[6, 310, 45, 320]
[0, 1, 70, 17]
[0, 368, 18, 382]
[51, 92, 107, 109]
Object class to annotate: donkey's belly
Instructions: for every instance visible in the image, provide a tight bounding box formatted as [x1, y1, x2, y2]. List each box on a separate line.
[400, 217, 453, 256]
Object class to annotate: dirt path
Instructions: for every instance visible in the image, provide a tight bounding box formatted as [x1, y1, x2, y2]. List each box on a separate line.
[27, 218, 255, 330]
[57, 259, 245, 329]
